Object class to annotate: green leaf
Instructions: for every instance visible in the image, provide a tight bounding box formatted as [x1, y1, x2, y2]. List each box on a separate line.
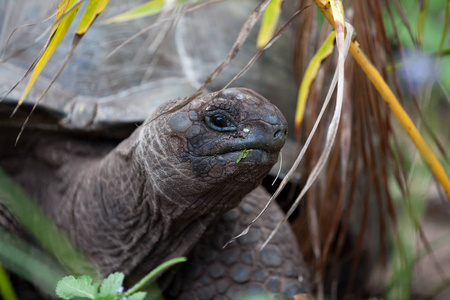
[236, 149, 253, 163]
[55, 275, 98, 300]
[98, 272, 124, 297]
[127, 292, 147, 300]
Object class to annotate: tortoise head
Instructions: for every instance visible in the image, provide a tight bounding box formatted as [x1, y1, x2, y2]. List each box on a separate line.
[136, 88, 287, 214]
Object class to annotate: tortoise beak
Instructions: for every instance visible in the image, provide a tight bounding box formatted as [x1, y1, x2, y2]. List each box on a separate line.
[244, 120, 287, 154]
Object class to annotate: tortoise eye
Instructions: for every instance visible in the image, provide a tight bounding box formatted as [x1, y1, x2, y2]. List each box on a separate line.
[205, 113, 237, 132]
[211, 114, 229, 128]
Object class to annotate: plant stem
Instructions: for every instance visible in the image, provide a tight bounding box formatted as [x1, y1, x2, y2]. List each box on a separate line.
[124, 257, 187, 296]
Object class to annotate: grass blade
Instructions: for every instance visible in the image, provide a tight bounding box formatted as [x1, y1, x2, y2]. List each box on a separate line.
[417, 0, 429, 44]
[260, 21, 354, 250]
[0, 228, 66, 295]
[0, 264, 17, 300]
[438, 0, 450, 54]
[0, 168, 100, 281]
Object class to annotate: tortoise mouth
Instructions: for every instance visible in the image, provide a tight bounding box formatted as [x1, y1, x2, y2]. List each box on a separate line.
[219, 149, 278, 164]
[192, 147, 280, 166]
[187, 147, 279, 164]
[208, 136, 284, 157]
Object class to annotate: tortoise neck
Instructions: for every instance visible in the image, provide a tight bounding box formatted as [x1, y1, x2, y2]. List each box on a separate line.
[59, 130, 150, 274]
[62, 127, 230, 277]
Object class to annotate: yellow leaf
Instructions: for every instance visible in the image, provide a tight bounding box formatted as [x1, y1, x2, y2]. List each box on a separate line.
[52, 0, 72, 34]
[18, 0, 81, 106]
[257, 0, 283, 49]
[295, 31, 335, 131]
[103, 0, 183, 24]
[329, 0, 345, 26]
[76, 0, 110, 35]
[97, 0, 109, 12]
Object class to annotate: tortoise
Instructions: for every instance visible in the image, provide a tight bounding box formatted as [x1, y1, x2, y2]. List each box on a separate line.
[0, 0, 310, 299]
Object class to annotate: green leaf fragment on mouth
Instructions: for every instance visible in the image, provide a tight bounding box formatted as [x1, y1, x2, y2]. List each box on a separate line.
[236, 149, 254, 163]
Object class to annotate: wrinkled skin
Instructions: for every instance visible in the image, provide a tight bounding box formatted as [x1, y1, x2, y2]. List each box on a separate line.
[0, 88, 310, 298]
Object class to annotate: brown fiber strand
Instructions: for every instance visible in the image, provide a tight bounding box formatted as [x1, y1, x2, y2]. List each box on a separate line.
[344, 179, 370, 300]
[354, 0, 389, 266]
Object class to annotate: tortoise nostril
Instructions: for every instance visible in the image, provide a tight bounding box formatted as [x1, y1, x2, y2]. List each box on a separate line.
[273, 129, 286, 140]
